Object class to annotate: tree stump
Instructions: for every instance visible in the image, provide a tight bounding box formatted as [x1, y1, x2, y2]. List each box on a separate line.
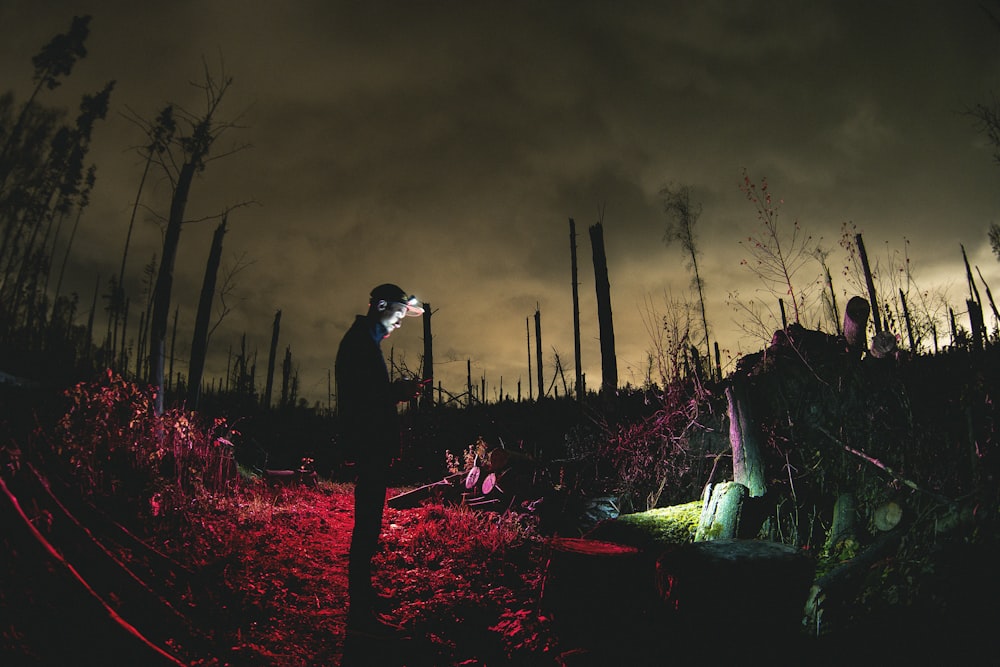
[655, 539, 815, 646]
[726, 382, 766, 498]
[844, 296, 870, 357]
[694, 481, 747, 541]
[540, 537, 651, 644]
[825, 492, 857, 554]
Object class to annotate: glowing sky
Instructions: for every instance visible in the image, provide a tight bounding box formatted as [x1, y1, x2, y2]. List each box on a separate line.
[2, 1, 999, 406]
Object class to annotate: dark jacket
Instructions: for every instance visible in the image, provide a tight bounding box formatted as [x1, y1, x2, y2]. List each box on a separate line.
[335, 315, 399, 468]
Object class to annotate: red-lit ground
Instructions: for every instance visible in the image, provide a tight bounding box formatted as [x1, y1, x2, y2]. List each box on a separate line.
[5, 467, 999, 666]
[1, 476, 553, 667]
[181, 482, 553, 666]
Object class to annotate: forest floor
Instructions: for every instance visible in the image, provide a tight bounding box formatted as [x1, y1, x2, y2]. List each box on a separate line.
[1, 472, 565, 667]
[3, 469, 999, 667]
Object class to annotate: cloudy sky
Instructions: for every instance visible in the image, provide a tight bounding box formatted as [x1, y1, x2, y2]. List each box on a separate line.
[2, 1, 999, 406]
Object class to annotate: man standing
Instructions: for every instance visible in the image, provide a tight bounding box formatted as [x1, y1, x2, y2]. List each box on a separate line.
[335, 283, 424, 630]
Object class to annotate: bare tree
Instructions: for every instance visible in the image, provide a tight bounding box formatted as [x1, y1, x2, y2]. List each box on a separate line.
[144, 59, 249, 413]
[263, 309, 281, 408]
[187, 215, 227, 409]
[660, 183, 711, 376]
[208, 250, 253, 342]
[589, 218, 618, 396]
[738, 169, 817, 325]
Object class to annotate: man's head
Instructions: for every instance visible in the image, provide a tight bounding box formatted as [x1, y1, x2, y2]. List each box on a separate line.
[368, 283, 424, 335]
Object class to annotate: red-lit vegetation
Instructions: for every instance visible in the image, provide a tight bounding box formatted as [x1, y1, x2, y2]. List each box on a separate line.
[1, 374, 559, 666]
[4, 339, 1000, 665]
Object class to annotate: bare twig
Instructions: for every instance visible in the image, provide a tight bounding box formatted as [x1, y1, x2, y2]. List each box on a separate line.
[815, 425, 952, 503]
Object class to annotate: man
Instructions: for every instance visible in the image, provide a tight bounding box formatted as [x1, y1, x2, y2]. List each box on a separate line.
[335, 283, 424, 631]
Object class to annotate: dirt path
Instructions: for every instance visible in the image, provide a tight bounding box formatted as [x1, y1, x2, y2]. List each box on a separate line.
[2, 471, 551, 667]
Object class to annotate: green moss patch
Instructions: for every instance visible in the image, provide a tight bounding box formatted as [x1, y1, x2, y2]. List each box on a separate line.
[585, 500, 703, 550]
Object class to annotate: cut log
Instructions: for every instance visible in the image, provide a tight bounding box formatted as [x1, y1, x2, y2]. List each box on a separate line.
[873, 500, 902, 532]
[264, 469, 317, 487]
[844, 295, 870, 357]
[870, 330, 898, 359]
[694, 481, 747, 541]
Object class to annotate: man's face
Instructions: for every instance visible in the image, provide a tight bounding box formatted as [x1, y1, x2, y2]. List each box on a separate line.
[378, 302, 409, 336]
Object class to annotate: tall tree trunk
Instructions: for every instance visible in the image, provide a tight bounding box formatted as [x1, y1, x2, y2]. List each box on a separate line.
[263, 309, 281, 408]
[534, 306, 543, 399]
[168, 306, 178, 396]
[900, 289, 915, 351]
[281, 345, 292, 408]
[968, 299, 985, 351]
[855, 233, 881, 334]
[86, 273, 99, 359]
[149, 160, 196, 413]
[118, 297, 129, 374]
[569, 218, 583, 399]
[589, 222, 617, 396]
[526, 317, 532, 400]
[421, 302, 433, 407]
[962, 244, 983, 309]
[187, 217, 227, 409]
[825, 263, 841, 336]
[134, 310, 145, 380]
[976, 266, 1000, 332]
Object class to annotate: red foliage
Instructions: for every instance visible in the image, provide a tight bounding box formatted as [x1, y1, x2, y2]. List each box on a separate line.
[52, 369, 239, 509]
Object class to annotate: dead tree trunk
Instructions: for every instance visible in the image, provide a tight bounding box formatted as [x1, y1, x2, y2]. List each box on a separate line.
[976, 266, 1000, 332]
[263, 309, 281, 408]
[968, 298, 985, 351]
[534, 306, 543, 399]
[280, 346, 291, 408]
[467, 359, 472, 407]
[421, 302, 433, 407]
[569, 218, 583, 399]
[147, 67, 238, 414]
[186, 216, 226, 409]
[727, 382, 766, 497]
[149, 159, 196, 414]
[900, 289, 915, 351]
[855, 233, 881, 334]
[525, 317, 532, 400]
[168, 307, 178, 394]
[589, 222, 618, 397]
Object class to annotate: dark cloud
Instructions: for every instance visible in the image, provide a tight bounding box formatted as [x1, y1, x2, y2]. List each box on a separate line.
[1, 1, 998, 405]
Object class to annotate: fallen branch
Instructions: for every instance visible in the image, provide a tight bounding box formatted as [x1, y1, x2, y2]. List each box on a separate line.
[815, 426, 952, 503]
[26, 462, 192, 575]
[26, 462, 189, 622]
[0, 475, 188, 667]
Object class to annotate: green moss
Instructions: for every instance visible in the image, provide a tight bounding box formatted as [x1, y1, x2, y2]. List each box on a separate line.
[587, 500, 703, 549]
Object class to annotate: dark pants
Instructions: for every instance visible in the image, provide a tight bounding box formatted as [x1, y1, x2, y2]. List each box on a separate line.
[348, 459, 388, 611]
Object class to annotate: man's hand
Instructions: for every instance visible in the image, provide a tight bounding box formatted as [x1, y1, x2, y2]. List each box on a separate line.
[392, 377, 428, 403]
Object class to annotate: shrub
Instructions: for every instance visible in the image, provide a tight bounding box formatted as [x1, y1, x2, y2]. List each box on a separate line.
[51, 369, 239, 512]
